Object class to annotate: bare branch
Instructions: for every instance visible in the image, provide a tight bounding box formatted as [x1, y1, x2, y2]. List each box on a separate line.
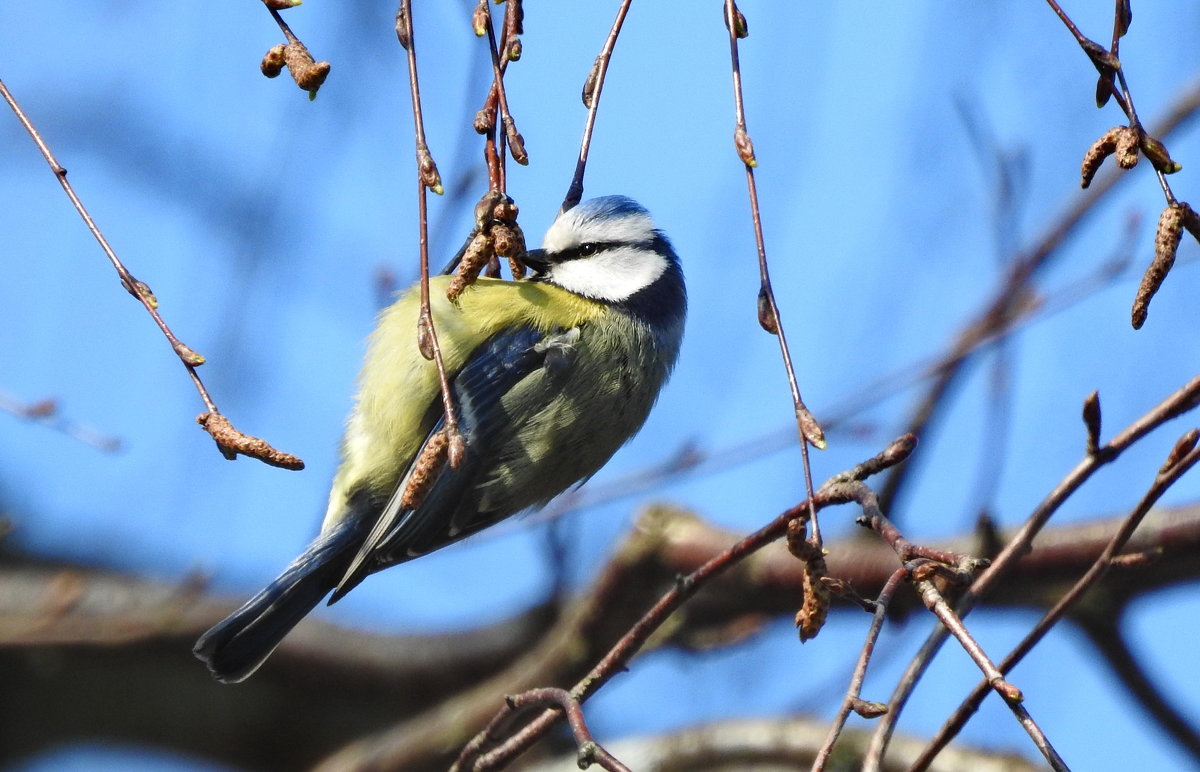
[396, 0, 463, 466]
[562, 0, 634, 212]
[0, 77, 304, 471]
[866, 373, 1200, 768]
[912, 430, 1200, 770]
[720, 1, 824, 568]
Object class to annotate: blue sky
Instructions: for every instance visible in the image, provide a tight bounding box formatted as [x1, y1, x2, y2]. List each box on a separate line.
[3, 2, 1200, 770]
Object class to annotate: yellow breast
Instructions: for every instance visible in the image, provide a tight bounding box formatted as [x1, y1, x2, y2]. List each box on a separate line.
[321, 276, 607, 531]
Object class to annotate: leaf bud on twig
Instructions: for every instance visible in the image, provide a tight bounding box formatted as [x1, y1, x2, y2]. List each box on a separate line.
[1082, 390, 1101, 455]
[581, 57, 602, 108]
[724, 3, 749, 38]
[417, 144, 444, 195]
[472, 3, 489, 37]
[756, 285, 778, 334]
[173, 342, 207, 367]
[1139, 133, 1182, 175]
[734, 126, 757, 167]
[395, 7, 411, 49]
[417, 314, 435, 361]
[1158, 428, 1200, 477]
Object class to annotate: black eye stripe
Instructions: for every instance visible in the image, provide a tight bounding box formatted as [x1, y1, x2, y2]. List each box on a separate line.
[555, 240, 648, 262]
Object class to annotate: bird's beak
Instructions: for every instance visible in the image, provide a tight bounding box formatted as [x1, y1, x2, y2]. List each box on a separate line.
[519, 248, 550, 276]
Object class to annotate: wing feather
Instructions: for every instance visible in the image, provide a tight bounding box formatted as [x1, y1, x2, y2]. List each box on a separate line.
[331, 325, 572, 600]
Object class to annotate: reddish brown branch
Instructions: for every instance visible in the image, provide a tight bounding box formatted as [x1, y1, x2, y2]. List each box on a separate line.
[812, 568, 905, 770]
[866, 373, 1200, 769]
[478, 2, 526, 172]
[444, 437, 916, 771]
[911, 431, 1200, 770]
[459, 688, 630, 772]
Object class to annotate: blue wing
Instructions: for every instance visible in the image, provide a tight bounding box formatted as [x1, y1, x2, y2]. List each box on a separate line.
[329, 324, 577, 601]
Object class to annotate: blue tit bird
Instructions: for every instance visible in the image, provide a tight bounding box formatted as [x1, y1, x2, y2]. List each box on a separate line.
[194, 195, 686, 682]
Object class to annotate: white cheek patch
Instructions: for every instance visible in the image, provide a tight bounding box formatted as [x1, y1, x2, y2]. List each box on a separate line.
[549, 246, 668, 302]
[542, 210, 656, 252]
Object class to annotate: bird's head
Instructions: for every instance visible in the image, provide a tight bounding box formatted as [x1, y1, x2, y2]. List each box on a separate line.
[521, 196, 684, 313]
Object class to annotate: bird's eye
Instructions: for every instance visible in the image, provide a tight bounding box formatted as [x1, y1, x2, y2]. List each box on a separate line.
[578, 243, 598, 256]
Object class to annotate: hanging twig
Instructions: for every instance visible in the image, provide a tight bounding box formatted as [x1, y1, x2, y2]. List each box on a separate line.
[721, 1, 824, 560]
[562, 0, 634, 212]
[475, 0, 526, 179]
[396, 1, 465, 467]
[0, 77, 303, 471]
[1043, 1, 1198, 328]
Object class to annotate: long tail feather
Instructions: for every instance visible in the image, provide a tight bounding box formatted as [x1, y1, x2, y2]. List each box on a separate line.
[194, 519, 361, 683]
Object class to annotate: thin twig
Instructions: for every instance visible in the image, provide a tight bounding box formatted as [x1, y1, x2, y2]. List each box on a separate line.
[451, 436, 916, 772]
[0, 77, 302, 470]
[721, 1, 824, 556]
[830, 480, 1064, 767]
[1044, 0, 1179, 205]
[911, 432, 1200, 770]
[458, 688, 631, 772]
[864, 373, 1200, 770]
[836, 479, 1062, 766]
[472, 1, 518, 192]
[480, 4, 525, 173]
[397, 1, 463, 465]
[267, 6, 300, 45]
[910, 562, 1067, 770]
[877, 77, 1200, 515]
[812, 568, 905, 771]
[824, 479, 985, 572]
[479, 5, 506, 193]
[562, 0, 634, 212]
